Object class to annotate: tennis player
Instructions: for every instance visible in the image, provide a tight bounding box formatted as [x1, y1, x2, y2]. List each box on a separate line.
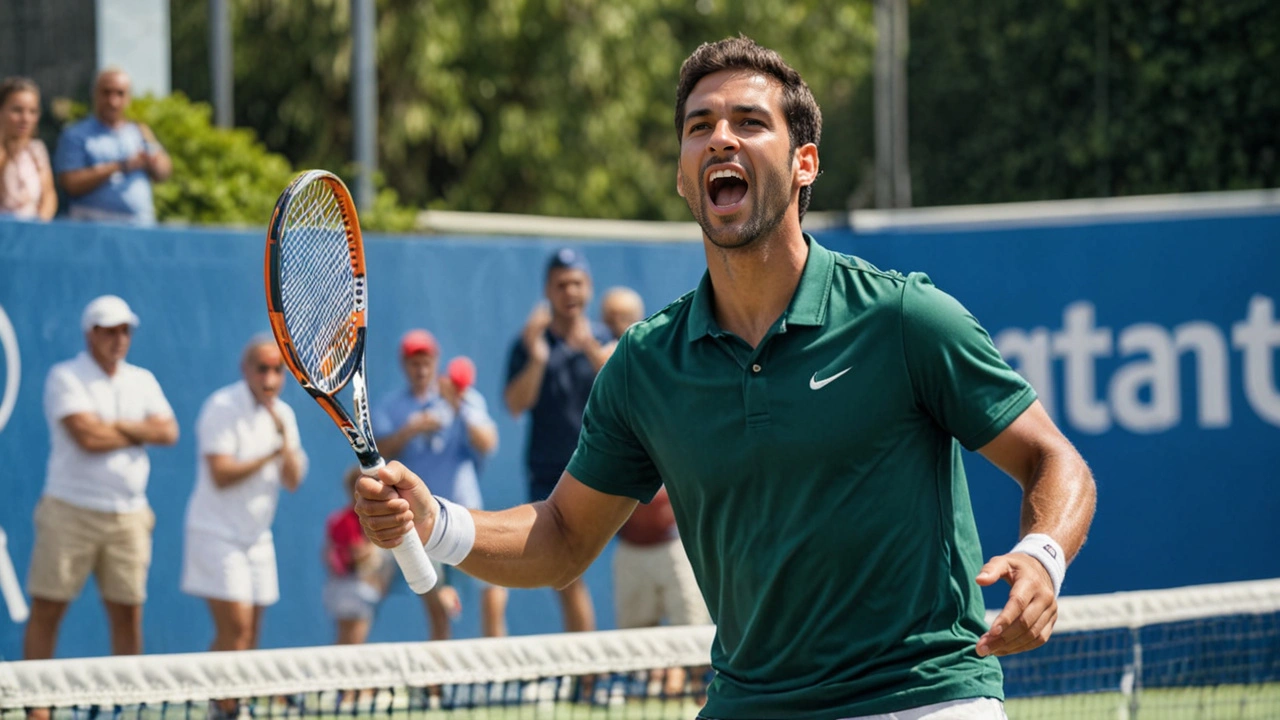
[357, 37, 1096, 720]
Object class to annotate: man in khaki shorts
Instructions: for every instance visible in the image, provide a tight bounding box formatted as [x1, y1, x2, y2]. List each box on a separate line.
[25, 295, 179, 661]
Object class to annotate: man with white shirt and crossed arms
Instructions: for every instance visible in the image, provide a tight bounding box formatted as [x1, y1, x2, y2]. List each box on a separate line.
[356, 37, 1096, 719]
[25, 295, 178, 665]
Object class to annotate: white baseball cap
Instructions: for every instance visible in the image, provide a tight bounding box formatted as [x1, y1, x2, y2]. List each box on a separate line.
[81, 295, 141, 332]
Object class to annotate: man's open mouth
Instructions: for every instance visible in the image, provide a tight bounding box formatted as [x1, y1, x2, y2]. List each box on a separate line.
[707, 168, 749, 209]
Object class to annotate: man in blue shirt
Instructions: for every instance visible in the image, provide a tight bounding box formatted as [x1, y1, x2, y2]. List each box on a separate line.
[54, 68, 171, 225]
[373, 329, 505, 639]
[504, 248, 614, 633]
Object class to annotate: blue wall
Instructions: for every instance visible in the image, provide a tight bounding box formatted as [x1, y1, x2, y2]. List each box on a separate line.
[0, 210, 1277, 661]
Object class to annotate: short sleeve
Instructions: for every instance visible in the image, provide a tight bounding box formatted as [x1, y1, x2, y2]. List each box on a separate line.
[282, 403, 309, 478]
[565, 334, 662, 502]
[197, 395, 238, 457]
[44, 365, 94, 422]
[53, 126, 88, 174]
[459, 390, 497, 458]
[371, 395, 395, 438]
[460, 389, 496, 428]
[901, 273, 1036, 451]
[140, 371, 175, 419]
[505, 337, 529, 386]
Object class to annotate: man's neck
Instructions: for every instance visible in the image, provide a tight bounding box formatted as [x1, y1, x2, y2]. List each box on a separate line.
[548, 314, 580, 338]
[91, 353, 120, 377]
[704, 224, 808, 349]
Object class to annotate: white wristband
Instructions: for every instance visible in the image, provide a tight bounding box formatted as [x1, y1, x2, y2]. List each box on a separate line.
[1011, 533, 1065, 597]
[424, 496, 475, 566]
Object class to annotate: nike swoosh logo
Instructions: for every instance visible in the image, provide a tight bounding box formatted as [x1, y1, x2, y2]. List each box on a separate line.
[809, 367, 852, 390]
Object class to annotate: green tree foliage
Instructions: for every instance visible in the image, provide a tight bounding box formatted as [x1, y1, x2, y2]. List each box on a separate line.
[170, 0, 875, 221]
[128, 94, 296, 226]
[909, 0, 1280, 206]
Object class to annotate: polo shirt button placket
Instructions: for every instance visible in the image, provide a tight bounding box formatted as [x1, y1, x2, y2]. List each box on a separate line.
[751, 364, 761, 373]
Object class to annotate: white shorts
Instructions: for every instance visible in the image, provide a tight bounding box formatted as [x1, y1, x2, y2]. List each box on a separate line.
[845, 698, 1007, 720]
[614, 538, 710, 628]
[323, 576, 385, 621]
[181, 529, 279, 606]
[702, 698, 1006, 720]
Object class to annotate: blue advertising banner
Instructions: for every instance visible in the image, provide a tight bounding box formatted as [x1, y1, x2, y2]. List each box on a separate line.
[0, 205, 1276, 660]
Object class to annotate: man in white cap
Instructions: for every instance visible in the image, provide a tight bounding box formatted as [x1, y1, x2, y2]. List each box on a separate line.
[24, 295, 178, 663]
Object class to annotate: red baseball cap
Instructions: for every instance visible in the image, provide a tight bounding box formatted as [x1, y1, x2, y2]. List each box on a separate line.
[400, 329, 439, 358]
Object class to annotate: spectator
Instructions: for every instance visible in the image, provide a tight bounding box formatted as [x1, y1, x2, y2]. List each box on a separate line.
[54, 68, 171, 225]
[324, 466, 394, 646]
[503, 248, 614, 633]
[24, 295, 179, 664]
[181, 335, 307, 656]
[600, 286, 646, 340]
[373, 329, 505, 639]
[0, 77, 56, 220]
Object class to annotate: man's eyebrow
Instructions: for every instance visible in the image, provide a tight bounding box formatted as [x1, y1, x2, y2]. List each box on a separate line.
[683, 104, 772, 127]
[683, 108, 713, 126]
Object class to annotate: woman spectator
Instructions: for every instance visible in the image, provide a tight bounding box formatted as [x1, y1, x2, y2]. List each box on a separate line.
[0, 77, 56, 220]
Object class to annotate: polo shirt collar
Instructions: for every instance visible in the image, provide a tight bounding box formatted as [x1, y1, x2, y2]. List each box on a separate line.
[685, 233, 835, 343]
[233, 379, 258, 409]
[75, 351, 122, 380]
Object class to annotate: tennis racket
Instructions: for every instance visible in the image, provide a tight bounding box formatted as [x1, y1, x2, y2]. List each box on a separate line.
[264, 169, 437, 594]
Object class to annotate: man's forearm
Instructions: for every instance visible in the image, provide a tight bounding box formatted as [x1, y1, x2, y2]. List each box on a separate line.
[208, 452, 280, 489]
[116, 416, 179, 446]
[504, 360, 547, 415]
[148, 153, 172, 181]
[279, 448, 305, 491]
[71, 421, 136, 452]
[374, 423, 419, 460]
[1019, 451, 1096, 564]
[454, 503, 599, 590]
[59, 164, 118, 197]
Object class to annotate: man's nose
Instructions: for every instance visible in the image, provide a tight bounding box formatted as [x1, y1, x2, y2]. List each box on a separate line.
[708, 119, 738, 154]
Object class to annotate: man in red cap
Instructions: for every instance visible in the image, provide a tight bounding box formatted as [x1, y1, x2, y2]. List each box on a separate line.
[372, 329, 505, 639]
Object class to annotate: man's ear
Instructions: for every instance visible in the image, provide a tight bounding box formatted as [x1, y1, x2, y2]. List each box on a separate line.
[676, 167, 686, 198]
[794, 143, 819, 189]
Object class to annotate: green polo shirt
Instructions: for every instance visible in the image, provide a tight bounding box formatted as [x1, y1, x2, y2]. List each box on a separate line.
[567, 236, 1036, 719]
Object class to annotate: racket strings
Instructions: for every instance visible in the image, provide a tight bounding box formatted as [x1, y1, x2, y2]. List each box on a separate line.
[278, 181, 360, 393]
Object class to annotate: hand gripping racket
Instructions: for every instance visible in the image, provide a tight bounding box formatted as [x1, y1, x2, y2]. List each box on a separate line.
[265, 169, 437, 594]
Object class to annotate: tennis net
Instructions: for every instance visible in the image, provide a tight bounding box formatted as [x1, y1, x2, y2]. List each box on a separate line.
[0, 578, 1276, 719]
[999, 577, 1280, 719]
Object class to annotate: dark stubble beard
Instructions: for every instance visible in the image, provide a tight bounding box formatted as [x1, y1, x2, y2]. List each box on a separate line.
[682, 154, 792, 251]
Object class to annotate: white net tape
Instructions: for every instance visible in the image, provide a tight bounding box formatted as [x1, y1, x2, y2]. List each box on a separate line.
[2, 580, 1277, 710]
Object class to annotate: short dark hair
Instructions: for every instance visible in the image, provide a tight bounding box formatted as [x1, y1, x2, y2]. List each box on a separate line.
[675, 36, 822, 220]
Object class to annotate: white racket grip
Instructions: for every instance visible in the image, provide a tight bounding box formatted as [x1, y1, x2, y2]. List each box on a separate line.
[360, 459, 438, 594]
[392, 533, 438, 594]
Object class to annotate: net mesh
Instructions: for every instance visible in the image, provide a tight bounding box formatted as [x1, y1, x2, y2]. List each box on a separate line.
[2, 580, 1276, 719]
[278, 178, 360, 395]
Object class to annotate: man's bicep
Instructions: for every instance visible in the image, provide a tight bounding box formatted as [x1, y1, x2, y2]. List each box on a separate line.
[977, 400, 1075, 487]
